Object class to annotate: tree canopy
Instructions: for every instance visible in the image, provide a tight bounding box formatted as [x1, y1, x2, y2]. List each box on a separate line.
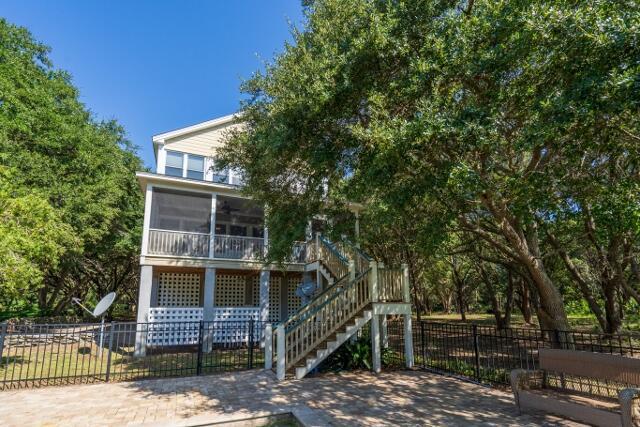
[220, 0, 640, 332]
[0, 18, 144, 318]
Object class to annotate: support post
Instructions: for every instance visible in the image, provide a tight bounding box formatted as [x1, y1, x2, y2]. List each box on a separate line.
[369, 261, 379, 303]
[354, 212, 360, 248]
[140, 185, 154, 256]
[472, 324, 480, 381]
[134, 265, 153, 356]
[381, 315, 389, 349]
[209, 194, 217, 258]
[276, 324, 285, 381]
[371, 313, 381, 374]
[105, 322, 115, 382]
[401, 263, 411, 303]
[259, 270, 270, 323]
[404, 314, 414, 368]
[349, 260, 356, 282]
[264, 323, 273, 370]
[203, 267, 216, 352]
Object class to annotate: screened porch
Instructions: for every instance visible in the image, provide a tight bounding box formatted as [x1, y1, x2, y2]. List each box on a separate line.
[145, 188, 308, 262]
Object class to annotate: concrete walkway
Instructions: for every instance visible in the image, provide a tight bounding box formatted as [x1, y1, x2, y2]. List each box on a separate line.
[1, 370, 583, 426]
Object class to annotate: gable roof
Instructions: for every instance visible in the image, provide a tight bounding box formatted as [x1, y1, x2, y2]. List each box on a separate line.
[152, 113, 240, 144]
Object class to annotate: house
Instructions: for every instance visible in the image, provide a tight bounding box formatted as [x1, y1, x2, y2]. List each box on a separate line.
[135, 114, 413, 379]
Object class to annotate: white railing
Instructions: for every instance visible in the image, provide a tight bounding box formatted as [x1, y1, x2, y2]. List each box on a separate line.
[148, 229, 209, 258]
[214, 235, 264, 260]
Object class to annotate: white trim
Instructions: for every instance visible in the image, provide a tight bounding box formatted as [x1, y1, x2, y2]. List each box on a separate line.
[152, 113, 239, 143]
[136, 172, 246, 196]
[141, 185, 154, 256]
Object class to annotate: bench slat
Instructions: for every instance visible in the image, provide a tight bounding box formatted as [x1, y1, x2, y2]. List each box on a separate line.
[539, 349, 640, 386]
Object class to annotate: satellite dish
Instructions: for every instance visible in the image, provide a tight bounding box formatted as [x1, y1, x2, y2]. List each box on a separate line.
[296, 279, 318, 305]
[93, 292, 116, 317]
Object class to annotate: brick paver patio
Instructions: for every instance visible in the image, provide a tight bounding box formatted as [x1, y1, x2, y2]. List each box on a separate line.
[1, 370, 583, 426]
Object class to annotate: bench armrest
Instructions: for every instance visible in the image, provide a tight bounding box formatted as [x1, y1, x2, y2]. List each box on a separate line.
[619, 388, 640, 427]
[511, 369, 543, 411]
[511, 369, 543, 392]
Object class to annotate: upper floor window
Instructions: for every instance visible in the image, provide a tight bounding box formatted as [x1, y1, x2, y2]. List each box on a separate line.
[186, 155, 204, 180]
[211, 158, 229, 184]
[165, 151, 184, 177]
[164, 150, 205, 181]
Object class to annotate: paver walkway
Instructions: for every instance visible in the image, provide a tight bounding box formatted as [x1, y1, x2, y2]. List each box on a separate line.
[2, 370, 584, 426]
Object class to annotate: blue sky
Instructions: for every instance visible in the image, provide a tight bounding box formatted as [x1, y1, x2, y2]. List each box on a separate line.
[2, 1, 304, 168]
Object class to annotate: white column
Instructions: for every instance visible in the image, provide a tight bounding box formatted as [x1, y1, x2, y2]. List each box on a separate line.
[209, 194, 217, 258]
[202, 268, 216, 352]
[401, 263, 414, 367]
[140, 185, 153, 256]
[404, 314, 414, 368]
[263, 225, 269, 258]
[276, 324, 285, 381]
[259, 270, 270, 323]
[157, 145, 167, 174]
[401, 263, 411, 303]
[369, 260, 381, 373]
[381, 315, 389, 349]
[135, 265, 153, 356]
[371, 313, 381, 373]
[264, 323, 273, 370]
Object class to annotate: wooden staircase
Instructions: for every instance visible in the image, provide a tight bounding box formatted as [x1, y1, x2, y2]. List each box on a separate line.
[274, 235, 408, 380]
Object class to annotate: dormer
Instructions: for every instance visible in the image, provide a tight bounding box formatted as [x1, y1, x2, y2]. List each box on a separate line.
[152, 114, 244, 185]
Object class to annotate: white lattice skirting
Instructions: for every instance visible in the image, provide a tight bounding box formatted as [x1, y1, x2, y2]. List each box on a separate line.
[146, 307, 261, 346]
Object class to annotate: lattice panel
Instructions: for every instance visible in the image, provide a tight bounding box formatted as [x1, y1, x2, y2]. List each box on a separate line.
[287, 275, 303, 317]
[269, 276, 281, 322]
[147, 307, 203, 346]
[214, 274, 246, 306]
[157, 272, 201, 307]
[251, 275, 260, 307]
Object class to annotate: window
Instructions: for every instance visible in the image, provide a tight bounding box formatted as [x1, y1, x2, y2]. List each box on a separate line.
[165, 151, 183, 177]
[186, 155, 204, 180]
[212, 158, 229, 184]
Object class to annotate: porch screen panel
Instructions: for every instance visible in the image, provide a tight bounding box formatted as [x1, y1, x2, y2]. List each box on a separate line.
[151, 188, 211, 233]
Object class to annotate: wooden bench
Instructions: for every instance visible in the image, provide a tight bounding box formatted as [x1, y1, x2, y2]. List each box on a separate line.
[511, 349, 640, 427]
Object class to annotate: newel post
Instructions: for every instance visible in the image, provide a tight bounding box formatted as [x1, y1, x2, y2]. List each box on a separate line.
[264, 323, 273, 370]
[369, 261, 381, 373]
[276, 324, 285, 381]
[401, 263, 414, 368]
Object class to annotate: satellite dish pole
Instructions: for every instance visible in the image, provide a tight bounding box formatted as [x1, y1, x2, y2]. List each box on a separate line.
[72, 292, 116, 358]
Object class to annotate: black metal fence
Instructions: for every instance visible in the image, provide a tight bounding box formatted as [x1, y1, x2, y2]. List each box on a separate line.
[0, 320, 266, 390]
[385, 320, 640, 386]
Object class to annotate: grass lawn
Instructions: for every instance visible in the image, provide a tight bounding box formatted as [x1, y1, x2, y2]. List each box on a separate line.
[0, 335, 264, 389]
[420, 312, 640, 334]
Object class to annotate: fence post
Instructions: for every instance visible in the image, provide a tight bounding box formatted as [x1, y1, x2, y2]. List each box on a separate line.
[105, 322, 116, 382]
[420, 321, 426, 366]
[472, 324, 480, 381]
[0, 322, 7, 365]
[264, 323, 273, 370]
[248, 319, 254, 369]
[197, 321, 204, 376]
[276, 324, 286, 381]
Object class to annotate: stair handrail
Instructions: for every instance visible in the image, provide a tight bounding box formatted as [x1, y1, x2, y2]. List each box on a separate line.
[283, 267, 372, 369]
[316, 234, 349, 279]
[338, 238, 372, 274]
[282, 272, 350, 330]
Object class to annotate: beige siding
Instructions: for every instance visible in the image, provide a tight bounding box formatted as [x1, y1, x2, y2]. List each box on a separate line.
[164, 122, 243, 157]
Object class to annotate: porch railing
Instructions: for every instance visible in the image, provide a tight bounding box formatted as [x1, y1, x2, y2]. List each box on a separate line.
[214, 235, 265, 260]
[148, 229, 209, 258]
